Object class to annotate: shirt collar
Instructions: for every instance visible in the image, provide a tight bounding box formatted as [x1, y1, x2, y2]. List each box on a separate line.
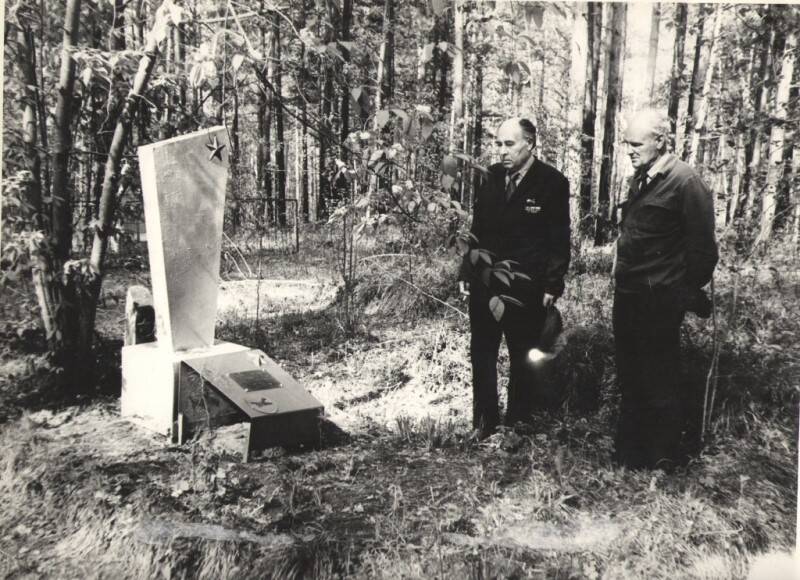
[645, 153, 675, 181]
[509, 155, 536, 184]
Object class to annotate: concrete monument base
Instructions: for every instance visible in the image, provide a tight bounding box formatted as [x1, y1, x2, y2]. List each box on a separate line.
[122, 340, 324, 458]
[121, 341, 249, 438]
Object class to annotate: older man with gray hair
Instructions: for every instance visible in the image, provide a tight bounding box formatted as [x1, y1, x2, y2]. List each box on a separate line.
[613, 108, 718, 470]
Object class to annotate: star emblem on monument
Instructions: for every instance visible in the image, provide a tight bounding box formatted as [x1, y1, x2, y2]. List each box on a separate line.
[205, 135, 226, 162]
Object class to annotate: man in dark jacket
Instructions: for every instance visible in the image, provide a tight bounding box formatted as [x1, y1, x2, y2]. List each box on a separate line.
[613, 109, 718, 470]
[458, 118, 571, 437]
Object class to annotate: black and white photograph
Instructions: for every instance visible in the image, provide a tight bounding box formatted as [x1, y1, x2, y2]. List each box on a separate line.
[0, 0, 798, 577]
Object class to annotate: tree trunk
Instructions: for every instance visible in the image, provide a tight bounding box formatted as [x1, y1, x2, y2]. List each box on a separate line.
[667, 3, 688, 139]
[339, 0, 353, 155]
[436, 14, 448, 114]
[681, 6, 707, 160]
[646, 3, 661, 103]
[39, 2, 167, 388]
[51, 0, 83, 262]
[16, 20, 45, 229]
[81, 8, 164, 357]
[791, 145, 800, 246]
[743, 19, 775, 224]
[595, 2, 624, 246]
[688, 5, 722, 167]
[272, 12, 287, 226]
[111, 0, 126, 50]
[729, 46, 754, 223]
[757, 31, 796, 244]
[471, 52, 484, 201]
[580, 2, 602, 237]
[566, 2, 587, 231]
[368, 0, 395, 212]
[449, 0, 464, 153]
[318, 0, 341, 218]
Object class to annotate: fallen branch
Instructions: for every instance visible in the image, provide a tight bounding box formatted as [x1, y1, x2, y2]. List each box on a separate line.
[358, 253, 418, 263]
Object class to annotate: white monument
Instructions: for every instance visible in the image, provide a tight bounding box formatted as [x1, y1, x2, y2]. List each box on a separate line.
[121, 127, 323, 459]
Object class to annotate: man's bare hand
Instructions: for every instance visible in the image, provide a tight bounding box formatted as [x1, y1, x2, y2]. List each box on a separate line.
[542, 293, 555, 308]
[458, 281, 471, 299]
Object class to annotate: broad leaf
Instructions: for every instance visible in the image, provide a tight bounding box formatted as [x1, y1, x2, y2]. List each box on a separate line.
[500, 294, 524, 307]
[375, 109, 391, 129]
[493, 270, 512, 287]
[441, 155, 458, 177]
[477, 250, 493, 266]
[469, 249, 481, 266]
[489, 296, 505, 322]
[441, 175, 456, 190]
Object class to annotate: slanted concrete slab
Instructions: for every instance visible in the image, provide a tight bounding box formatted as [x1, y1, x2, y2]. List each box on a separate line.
[139, 127, 230, 351]
[180, 348, 324, 459]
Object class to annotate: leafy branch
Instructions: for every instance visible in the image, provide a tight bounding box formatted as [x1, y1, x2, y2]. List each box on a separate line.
[455, 233, 530, 322]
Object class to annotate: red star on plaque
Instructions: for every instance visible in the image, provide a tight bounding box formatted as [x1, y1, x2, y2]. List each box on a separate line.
[205, 135, 226, 162]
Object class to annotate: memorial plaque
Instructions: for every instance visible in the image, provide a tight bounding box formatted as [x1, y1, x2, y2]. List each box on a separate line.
[229, 371, 283, 392]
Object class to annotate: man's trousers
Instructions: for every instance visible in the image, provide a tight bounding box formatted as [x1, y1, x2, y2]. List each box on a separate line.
[469, 282, 546, 434]
[612, 286, 691, 470]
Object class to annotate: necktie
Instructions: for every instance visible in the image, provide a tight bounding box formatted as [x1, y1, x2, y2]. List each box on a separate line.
[505, 174, 517, 201]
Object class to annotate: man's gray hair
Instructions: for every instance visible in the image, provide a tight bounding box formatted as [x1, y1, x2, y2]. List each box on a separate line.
[627, 108, 671, 139]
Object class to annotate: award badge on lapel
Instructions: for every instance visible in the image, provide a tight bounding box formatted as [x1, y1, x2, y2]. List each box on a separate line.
[524, 199, 542, 215]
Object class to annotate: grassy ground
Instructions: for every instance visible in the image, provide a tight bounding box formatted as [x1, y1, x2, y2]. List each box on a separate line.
[0, 236, 797, 579]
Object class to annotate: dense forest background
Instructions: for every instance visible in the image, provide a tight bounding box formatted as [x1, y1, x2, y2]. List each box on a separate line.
[0, 2, 798, 578]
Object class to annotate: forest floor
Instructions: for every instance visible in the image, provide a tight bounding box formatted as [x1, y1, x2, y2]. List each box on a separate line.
[0, 240, 798, 579]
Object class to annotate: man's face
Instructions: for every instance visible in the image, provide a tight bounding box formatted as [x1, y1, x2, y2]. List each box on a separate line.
[623, 120, 664, 171]
[495, 122, 533, 173]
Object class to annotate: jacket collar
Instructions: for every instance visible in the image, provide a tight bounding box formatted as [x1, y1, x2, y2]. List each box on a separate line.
[645, 153, 676, 182]
[508, 154, 536, 185]
[505, 156, 539, 204]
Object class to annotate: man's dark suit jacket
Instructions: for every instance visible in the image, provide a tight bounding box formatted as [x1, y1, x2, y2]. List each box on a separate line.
[459, 159, 571, 297]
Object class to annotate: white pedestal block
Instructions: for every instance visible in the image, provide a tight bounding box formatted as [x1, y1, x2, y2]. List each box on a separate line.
[121, 341, 249, 437]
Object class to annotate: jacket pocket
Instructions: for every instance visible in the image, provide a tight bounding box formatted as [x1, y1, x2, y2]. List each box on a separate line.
[635, 199, 679, 235]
